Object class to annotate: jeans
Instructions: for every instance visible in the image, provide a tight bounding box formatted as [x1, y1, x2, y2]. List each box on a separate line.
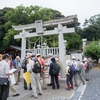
[66, 75, 73, 85]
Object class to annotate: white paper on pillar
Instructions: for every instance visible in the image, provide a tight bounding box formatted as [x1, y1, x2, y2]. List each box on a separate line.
[9, 73, 16, 85]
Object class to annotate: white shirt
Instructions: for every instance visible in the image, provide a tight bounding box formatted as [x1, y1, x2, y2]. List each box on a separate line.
[27, 59, 34, 72]
[0, 60, 10, 77]
[71, 60, 77, 69]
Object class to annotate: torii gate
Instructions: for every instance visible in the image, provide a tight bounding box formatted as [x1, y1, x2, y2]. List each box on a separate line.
[13, 15, 77, 78]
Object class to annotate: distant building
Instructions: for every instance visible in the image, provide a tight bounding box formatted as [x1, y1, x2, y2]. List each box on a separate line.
[0, 45, 21, 59]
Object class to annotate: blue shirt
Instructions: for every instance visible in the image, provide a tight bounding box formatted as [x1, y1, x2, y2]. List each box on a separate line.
[13, 59, 18, 69]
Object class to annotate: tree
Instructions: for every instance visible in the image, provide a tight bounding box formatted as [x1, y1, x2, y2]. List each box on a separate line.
[83, 41, 100, 63]
[64, 33, 82, 50]
[83, 14, 100, 27]
[0, 7, 13, 51]
[82, 23, 100, 41]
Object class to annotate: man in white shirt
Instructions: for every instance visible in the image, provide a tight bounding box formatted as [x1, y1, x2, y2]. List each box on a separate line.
[0, 54, 12, 100]
[27, 53, 42, 99]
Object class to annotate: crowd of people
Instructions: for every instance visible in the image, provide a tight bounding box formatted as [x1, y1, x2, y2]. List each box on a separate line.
[0, 53, 91, 100]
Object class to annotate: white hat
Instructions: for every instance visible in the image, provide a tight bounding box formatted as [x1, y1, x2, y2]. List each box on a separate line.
[72, 56, 76, 59]
[48, 53, 53, 56]
[83, 58, 87, 61]
[66, 60, 72, 66]
[16, 56, 20, 59]
[26, 53, 32, 58]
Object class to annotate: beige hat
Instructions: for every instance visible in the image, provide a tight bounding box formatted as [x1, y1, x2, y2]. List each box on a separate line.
[0, 54, 2, 60]
[26, 53, 32, 58]
[36, 54, 41, 57]
[72, 56, 76, 59]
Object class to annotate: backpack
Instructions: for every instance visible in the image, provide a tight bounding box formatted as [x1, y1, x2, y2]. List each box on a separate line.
[86, 62, 92, 71]
[69, 65, 76, 75]
[76, 61, 82, 72]
[52, 63, 60, 75]
[32, 59, 41, 73]
[21, 58, 28, 70]
[57, 60, 62, 70]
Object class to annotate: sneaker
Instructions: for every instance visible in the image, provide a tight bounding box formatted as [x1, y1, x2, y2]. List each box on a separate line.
[43, 87, 47, 90]
[29, 88, 32, 90]
[38, 93, 42, 96]
[31, 95, 38, 98]
[47, 83, 52, 86]
[65, 88, 70, 90]
[13, 93, 20, 97]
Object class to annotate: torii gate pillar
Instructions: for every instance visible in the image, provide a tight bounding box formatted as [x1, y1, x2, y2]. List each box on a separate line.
[21, 29, 26, 60]
[58, 24, 66, 79]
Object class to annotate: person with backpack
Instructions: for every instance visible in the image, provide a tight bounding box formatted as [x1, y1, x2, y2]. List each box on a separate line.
[75, 59, 86, 85]
[71, 56, 78, 86]
[65, 60, 74, 90]
[83, 58, 89, 81]
[36, 54, 47, 90]
[21, 53, 32, 90]
[46, 53, 53, 86]
[27, 53, 42, 98]
[49, 57, 60, 89]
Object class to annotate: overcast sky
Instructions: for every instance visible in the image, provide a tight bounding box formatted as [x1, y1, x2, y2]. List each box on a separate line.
[1, 0, 100, 26]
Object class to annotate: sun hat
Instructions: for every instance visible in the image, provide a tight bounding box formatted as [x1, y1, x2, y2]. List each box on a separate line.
[72, 56, 76, 59]
[83, 58, 87, 61]
[66, 60, 72, 66]
[48, 53, 53, 57]
[36, 54, 41, 57]
[16, 56, 20, 59]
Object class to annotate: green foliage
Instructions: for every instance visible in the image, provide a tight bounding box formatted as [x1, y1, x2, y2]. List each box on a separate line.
[64, 33, 82, 49]
[84, 41, 100, 62]
[82, 23, 100, 41]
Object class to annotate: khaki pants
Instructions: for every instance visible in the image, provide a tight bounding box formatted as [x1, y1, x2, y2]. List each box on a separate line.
[14, 71, 18, 83]
[31, 72, 42, 97]
[10, 85, 17, 95]
[40, 72, 47, 89]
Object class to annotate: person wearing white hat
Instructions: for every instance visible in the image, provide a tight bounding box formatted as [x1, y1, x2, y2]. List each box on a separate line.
[83, 57, 89, 81]
[13, 56, 20, 85]
[65, 60, 74, 90]
[47, 53, 53, 86]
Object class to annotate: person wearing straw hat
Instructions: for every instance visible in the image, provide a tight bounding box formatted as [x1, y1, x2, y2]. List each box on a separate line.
[27, 53, 42, 98]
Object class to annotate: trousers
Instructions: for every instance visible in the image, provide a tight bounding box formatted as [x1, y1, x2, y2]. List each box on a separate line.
[0, 81, 9, 100]
[31, 72, 42, 97]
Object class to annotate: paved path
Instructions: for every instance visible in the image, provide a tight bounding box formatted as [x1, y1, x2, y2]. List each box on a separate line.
[7, 78, 78, 100]
[81, 70, 100, 100]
